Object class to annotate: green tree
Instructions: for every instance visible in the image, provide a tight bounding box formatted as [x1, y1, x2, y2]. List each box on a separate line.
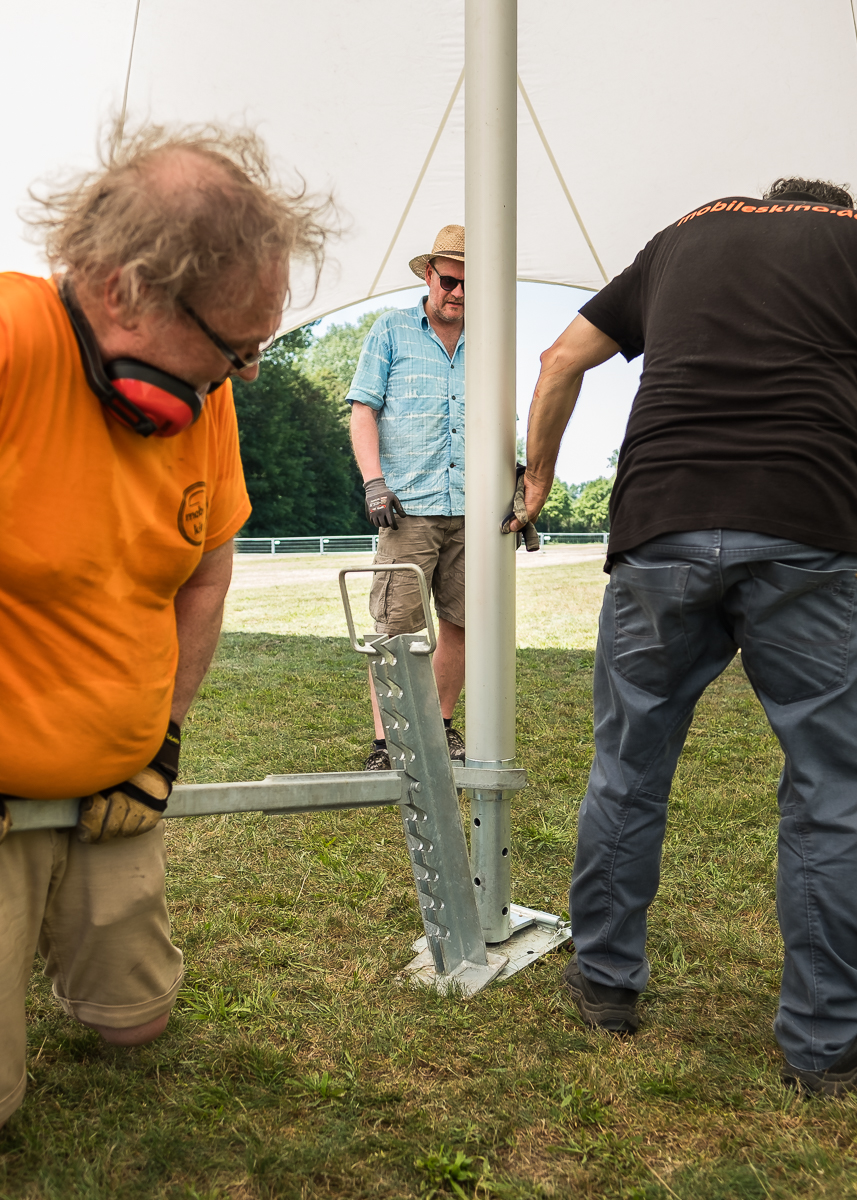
[231, 328, 368, 535]
[569, 475, 613, 531]
[305, 309, 391, 407]
[534, 454, 616, 534]
[301, 309, 394, 533]
[538, 477, 576, 532]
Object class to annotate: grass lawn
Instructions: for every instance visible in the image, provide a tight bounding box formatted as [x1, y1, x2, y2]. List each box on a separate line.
[3, 556, 857, 1198]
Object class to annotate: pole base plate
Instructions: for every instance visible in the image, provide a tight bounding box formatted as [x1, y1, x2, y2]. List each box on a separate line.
[409, 903, 572, 994]
[492, 922, 572, 981]
[402, 948, 508, 996]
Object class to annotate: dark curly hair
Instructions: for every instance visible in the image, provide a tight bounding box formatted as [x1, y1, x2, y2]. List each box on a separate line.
[763, 177, 853, 209]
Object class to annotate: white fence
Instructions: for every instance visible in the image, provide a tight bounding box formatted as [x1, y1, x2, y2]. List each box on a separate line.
[540, 532, 609, 546]
[234, 531, 608, 556]
[235, 535, 379, 555]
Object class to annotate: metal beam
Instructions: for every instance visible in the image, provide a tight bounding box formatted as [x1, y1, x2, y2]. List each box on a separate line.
[371, 631, 507, 994]
[5, 766, 526, 833]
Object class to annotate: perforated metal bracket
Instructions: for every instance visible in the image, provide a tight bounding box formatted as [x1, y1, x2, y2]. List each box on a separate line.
[370, 630, 507, 992]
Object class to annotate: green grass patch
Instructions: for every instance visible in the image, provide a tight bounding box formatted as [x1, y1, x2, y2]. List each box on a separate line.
[5, 559, 857, 1198]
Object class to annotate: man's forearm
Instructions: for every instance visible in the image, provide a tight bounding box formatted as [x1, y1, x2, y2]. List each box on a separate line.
[519, 315, 622, 526]
[518, 353, 585, 526]
[350, 401, 383, 481]
[171, 539, 234, 724]
[525, 362, 585, 493]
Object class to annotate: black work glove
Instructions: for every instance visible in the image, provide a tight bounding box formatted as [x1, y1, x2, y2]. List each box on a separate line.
[364, 476, 406, 529]
[500, 464, 541, 552]
[77, 721, 181, 844]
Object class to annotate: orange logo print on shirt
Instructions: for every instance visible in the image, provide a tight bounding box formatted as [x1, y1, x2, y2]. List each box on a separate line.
[677, 200, 856, 226]
[178, 481, 208, 546]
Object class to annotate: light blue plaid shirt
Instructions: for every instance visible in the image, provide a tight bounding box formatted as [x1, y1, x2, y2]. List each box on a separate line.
[346, 300, 465, 516]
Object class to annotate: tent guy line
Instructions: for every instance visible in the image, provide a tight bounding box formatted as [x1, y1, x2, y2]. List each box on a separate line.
[516, 72, 609, 286]
[114, 0, 142, 156]
[368, 66, 466, 298]
[367, 62, 609, 300]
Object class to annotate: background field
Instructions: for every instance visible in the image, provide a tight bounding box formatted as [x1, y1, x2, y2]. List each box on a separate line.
[3, 550, 857, 1200]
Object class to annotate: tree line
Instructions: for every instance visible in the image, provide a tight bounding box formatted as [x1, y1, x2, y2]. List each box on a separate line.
[536, 451, 617, 533]
[232, 312, 614, 535]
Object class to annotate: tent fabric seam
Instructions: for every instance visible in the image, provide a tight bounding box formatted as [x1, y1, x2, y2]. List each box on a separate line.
[115, 0, 143, 155]
[516, 72, 608, 286]
[367, 66, 466, 297]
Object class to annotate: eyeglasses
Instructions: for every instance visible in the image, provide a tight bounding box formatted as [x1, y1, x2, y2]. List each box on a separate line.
[430, 266, 464, 294]
[180, 300, 277, 371]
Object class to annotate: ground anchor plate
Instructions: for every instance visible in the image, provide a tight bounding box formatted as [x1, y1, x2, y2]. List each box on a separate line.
[406, 903, 572, 994]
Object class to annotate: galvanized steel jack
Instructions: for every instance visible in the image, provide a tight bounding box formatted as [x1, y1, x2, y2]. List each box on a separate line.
[340, 564, 571, 994]
[7, 563, 570, 997]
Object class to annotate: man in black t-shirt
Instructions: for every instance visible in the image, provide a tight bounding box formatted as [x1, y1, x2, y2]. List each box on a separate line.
[512, 177, 857, 1096]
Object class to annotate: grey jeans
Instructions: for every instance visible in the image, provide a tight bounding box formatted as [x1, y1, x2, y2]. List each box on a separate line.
[570, 529, 857, 1071]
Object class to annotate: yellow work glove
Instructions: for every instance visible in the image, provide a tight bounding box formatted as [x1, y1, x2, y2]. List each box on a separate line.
[500, 464, 541, 552]
[77, 721, 181, 844]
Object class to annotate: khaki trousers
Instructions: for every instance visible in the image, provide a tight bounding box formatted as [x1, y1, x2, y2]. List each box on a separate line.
[0, 825, 183, 1125]
[369, 515, 465, 634]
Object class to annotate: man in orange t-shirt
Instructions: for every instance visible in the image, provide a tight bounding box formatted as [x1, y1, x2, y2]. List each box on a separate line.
[0, 124, 328, 1127]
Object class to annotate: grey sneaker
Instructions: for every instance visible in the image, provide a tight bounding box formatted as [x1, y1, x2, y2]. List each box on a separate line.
[363, 746, 391, 771]
[562, 956, 640, 1034]
[445, 726, 466, 761]
[782, 1034, 857, 1097]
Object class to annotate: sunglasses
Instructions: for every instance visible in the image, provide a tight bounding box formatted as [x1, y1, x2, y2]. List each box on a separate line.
[430, 265, 464, 294]
[180, 300, 277, 371]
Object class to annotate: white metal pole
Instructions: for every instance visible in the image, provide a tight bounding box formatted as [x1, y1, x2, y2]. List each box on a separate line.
[464, 0, 517, 943]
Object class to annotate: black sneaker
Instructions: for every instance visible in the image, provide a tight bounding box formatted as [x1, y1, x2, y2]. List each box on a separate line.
[561, 956, 640, 1034]
[445, 726, 466, 761]
[782, 1033, 857, 1097]
[363, 747, 391, 771]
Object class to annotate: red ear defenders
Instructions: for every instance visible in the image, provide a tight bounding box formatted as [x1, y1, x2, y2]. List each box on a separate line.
[59, 280, 203, 438]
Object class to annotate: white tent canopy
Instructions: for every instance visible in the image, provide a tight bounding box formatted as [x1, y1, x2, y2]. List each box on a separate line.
[3, 1, 857, 324]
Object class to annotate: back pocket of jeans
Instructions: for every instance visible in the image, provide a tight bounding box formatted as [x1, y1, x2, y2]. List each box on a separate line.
[611, 561, 692, 697]
[743, 561, 856, 704]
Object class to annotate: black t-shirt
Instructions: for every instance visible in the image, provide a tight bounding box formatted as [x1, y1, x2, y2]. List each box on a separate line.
[580, 196, 857, 557]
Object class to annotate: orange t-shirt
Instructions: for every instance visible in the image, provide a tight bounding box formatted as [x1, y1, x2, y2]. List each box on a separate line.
[0, 273, 251, 798]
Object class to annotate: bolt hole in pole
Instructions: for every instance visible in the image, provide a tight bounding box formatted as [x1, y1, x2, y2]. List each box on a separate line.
[473, 818, 481, 827]
[474, 877, 481, 886]
[501, 906, 509, 915]
[501, 847, 508, 856]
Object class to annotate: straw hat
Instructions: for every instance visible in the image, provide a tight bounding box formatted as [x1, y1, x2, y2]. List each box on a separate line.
[409, 224, 465, 280]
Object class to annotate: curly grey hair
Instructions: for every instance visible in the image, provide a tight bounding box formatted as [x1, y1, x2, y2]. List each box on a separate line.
[27, 121, 337, 317]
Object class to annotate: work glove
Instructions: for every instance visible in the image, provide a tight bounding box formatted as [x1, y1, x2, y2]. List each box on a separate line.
[0, 799, 11, 845]
[77, 720, 181, 844]
[364, 476, 406, 529]
[500, 464, 541, 552]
